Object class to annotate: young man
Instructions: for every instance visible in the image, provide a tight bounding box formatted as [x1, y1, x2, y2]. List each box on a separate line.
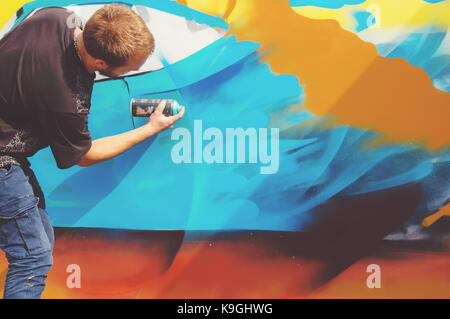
[0, 4, 184, 298]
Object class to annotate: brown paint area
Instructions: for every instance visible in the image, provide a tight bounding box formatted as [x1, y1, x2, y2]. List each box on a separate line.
[223, 0, 450, 149]
[1, 182, 444, 298]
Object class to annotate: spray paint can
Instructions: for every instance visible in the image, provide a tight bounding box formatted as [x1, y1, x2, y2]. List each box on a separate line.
[130, 98, 183, 117]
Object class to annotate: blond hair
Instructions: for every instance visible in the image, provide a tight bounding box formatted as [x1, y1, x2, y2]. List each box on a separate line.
[83, 3, 154, 67]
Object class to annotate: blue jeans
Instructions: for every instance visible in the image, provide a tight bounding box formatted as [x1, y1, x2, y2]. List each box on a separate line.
[0, 164, 54, 299]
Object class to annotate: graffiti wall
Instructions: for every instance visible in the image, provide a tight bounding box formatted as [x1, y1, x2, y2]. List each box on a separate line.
[0, 0, 449, 298]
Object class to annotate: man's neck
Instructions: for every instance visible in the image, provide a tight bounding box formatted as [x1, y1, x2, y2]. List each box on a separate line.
[74, 28, 96, 74]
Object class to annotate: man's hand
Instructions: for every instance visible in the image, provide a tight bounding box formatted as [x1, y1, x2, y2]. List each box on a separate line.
[146, 100, 185, 134]
[77, 100, 185, 167]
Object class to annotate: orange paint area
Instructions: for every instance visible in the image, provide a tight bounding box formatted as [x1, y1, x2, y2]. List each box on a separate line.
[423, 203, 450, 227]
[216, 0, 450, 149]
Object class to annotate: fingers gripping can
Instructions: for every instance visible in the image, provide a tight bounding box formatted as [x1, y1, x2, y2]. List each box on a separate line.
[130, 99, 182, 117]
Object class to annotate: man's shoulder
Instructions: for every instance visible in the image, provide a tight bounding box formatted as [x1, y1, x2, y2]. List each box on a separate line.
[30, 7, 73, 23]
[17, 6, 77, 36]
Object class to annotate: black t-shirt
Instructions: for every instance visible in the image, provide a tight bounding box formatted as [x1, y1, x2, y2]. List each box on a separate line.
[0, 7, 95, 169]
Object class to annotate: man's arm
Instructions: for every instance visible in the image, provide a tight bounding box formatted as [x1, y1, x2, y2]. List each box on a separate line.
[77, 100, 185, 167]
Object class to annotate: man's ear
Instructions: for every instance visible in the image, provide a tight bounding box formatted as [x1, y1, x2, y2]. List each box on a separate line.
[93, 59, 109, 70]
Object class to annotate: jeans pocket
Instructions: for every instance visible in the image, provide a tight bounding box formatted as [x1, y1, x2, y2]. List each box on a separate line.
[0, 164, 20, 178]
[0, 164, 13, 180]
[0, 196, 52, 259]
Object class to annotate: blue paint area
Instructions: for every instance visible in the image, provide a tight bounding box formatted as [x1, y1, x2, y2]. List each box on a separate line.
[21, 1, 449, 232]
[353, 10, 375, 32]
[31, 49, 448, 231]
[423, 0, 447, 3]
[289, 0, 366, 9]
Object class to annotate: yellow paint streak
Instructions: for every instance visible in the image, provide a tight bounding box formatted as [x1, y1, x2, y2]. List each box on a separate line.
[292, 0, 450, 30]
[178, 0, 230, 18]
[0, 0, 29, 29]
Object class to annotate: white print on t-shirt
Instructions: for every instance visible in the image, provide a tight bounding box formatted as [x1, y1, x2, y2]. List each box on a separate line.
[74, 75, 90, 114]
